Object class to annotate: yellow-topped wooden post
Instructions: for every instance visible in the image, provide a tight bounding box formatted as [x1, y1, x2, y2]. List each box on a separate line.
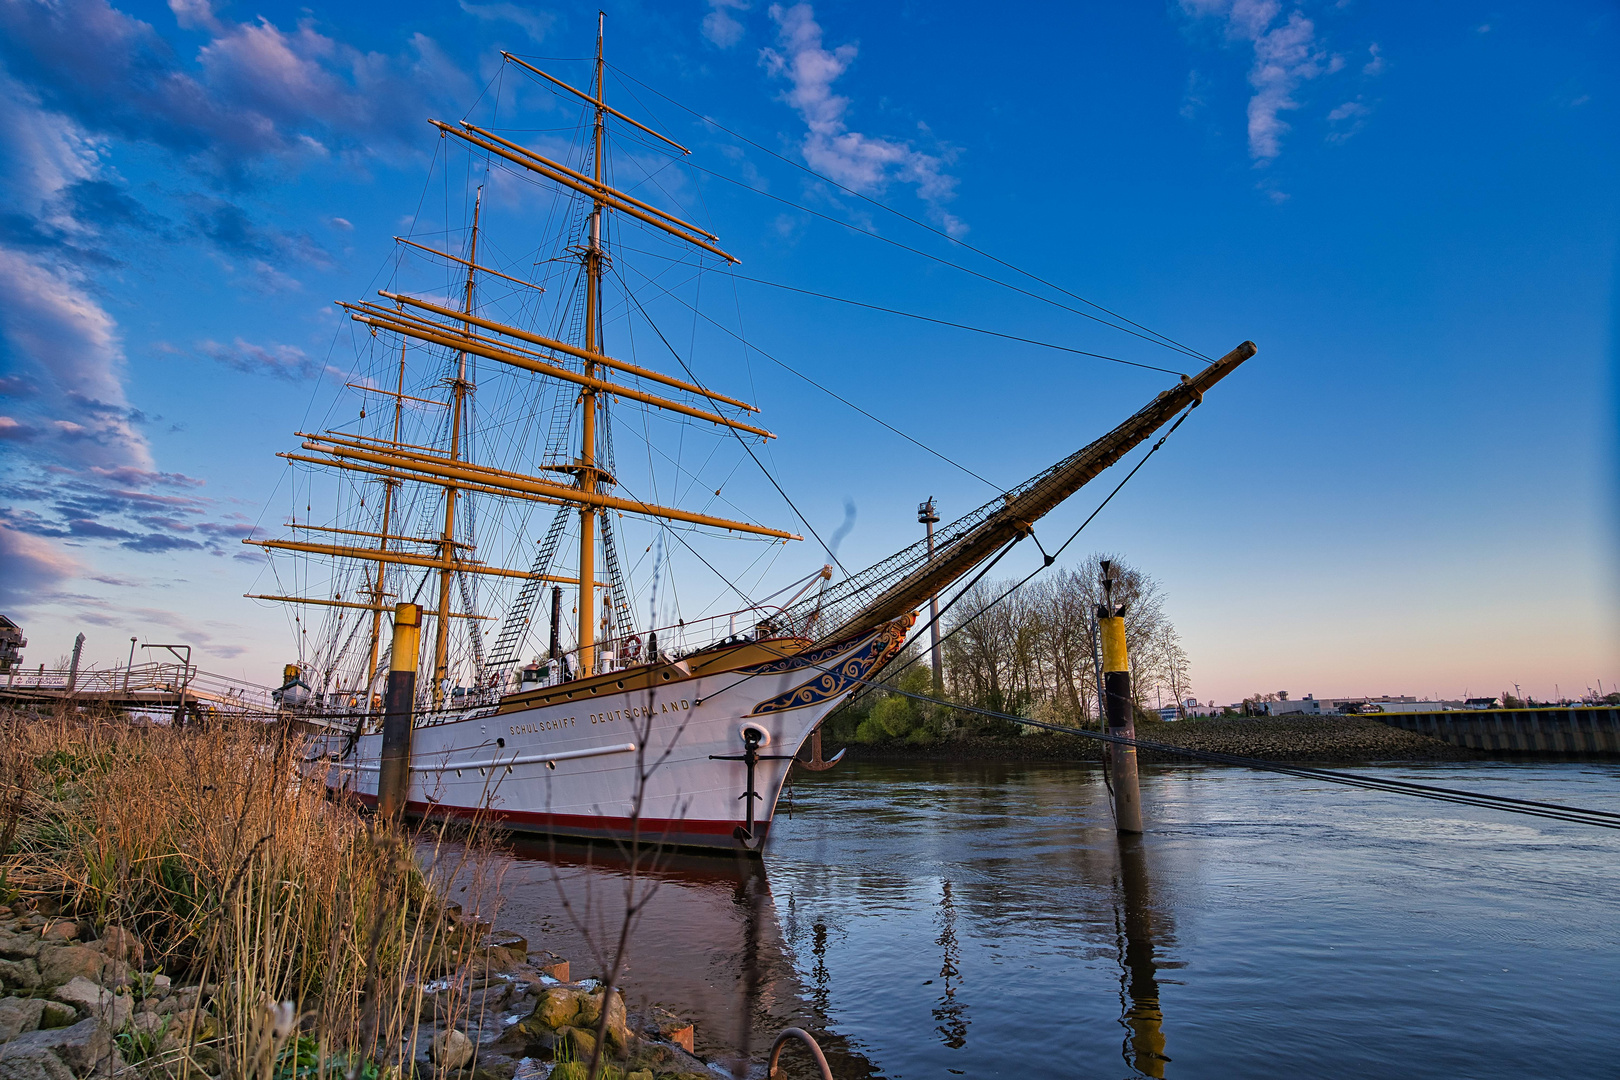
[378, 602, 421, 822]
[1099, 561, 1143, 833]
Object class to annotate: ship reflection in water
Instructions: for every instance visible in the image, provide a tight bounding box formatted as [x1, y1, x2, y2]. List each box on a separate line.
[490, 838, 884, 1078]
[487, 770, 1178, 1079]
[489, 759, 1620, 1078]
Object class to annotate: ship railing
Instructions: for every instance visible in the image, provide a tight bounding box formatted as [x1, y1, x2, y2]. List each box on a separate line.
[468, 602, 807, 701]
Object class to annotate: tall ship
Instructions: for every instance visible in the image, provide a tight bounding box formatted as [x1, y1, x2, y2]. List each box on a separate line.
[249, 22, 1254, 851]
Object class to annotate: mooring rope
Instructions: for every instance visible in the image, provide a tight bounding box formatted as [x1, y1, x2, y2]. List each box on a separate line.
[743, 639, 1620, 831]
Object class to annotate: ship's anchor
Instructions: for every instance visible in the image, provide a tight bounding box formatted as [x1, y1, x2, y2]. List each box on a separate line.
[710, 724, 797, 845]
[802, 728, 845, 772]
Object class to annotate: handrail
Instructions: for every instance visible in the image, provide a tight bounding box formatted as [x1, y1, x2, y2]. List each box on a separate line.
[767, 1027, 833, 1080]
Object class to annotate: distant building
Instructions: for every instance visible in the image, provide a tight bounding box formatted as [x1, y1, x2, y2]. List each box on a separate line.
[1362, 698, 1463, 714]
[1262, 694, 1323, 716]
[0, 616, 23, 674]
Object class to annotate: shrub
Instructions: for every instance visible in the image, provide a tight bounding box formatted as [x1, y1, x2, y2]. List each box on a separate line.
[854, 718, 886, 744]
[871, 695, 915, 739]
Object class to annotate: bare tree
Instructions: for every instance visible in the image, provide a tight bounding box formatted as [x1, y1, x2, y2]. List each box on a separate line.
[937, 554, 1190, 727]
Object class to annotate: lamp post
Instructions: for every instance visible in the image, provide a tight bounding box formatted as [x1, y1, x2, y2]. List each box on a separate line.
[918, 497, 943, 693]
[124, 637, 137, 693]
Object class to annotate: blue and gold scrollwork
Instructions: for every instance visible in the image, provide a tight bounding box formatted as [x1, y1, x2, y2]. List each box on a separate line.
[748, 621, 910, 715]
[735, 636, 868, 677]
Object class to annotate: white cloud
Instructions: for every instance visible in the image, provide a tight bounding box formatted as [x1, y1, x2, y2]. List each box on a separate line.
[1326, 98, 1370, 143]
[1181, 1, 1334, 162]
[0, 76, 153, 476]
[197, 338, 317, 380]
[759, 3, 964, 235]
[703, 0, 749, 48]
[0, 525, 82, 608]
[1363, 42, 1385, 76]
[167, 0, 221, 33]
[1181, 69, 1209, 120]
[458, 1, 554, 45]
[1244, 9, 1328, 161]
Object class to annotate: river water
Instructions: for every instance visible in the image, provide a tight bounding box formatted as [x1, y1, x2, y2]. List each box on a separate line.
[490, 760, 1620, 1078]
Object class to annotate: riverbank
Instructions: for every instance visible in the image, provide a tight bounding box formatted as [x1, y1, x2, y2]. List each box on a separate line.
[0, 707, 709, 1080]
[849, 715, 1481, 764]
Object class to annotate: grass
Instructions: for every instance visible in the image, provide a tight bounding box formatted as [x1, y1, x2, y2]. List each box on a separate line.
[0, 706, 502, 1079]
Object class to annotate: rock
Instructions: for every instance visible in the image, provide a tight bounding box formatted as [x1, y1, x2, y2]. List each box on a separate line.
[429, 1029, 474, 1071]
[576, 991, 629, 1051]
[465, 983, 512, 1015]
[145, 974, 171, 998]
[0, 1048, 75, 1080]
[0, 964, 38, 993]
[527, 988, 580, 1030]
[36, 927, 74, 946]
[127, 1012, 165, 1039]
[0, 936, 38, 964]
[626, 1044, 671, 1072]
[642, 1008, 694, 1055]
[468, 1052, 518, 1080]
[34, 949, 102, 991]
[168, 1008, 218, 1042]
[536, 961, 569, 983]
[559, 1025, 595, 1060]
[33, 1006, 71, 1035]
[477, 932, 527, 970]
[91, 930, 139, 968]
[50, 980, 105, 1020]
[0, 999, 46, 1042]
[0, 1018, 113, 1076]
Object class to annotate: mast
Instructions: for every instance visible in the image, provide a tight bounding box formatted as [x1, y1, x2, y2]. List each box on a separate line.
[254, 35, 782, 696]
[577, 14, 606, 677]
[364, 323, 410, 690]
[797, 341, 1257, 643]
[431, 186, 482, 705]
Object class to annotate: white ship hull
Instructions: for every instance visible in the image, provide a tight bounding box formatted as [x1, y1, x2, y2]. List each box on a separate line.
[309, 622, 907, 852]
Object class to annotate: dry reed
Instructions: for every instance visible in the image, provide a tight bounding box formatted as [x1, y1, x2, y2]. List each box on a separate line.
[0, 706, 501, 1080]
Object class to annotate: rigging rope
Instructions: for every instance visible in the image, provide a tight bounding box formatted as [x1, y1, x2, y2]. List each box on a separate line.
[818, 665, 1620, 831]
[725, 273, 1186, 376]
[728, 634, 1620, 831]
[613, 243, 1182, 376]
[614, 278, 853, 577]
[614, 258, 1003, 491]
[606, 65, 1212, 364]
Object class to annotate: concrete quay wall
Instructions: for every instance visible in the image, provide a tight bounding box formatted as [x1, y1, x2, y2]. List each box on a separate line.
[1375, 708, 1620, 756]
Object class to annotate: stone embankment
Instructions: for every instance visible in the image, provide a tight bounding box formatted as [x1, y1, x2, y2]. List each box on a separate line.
[862, 716, 1479, 765]
[0, 904, 157, 1079]
[422, 939, 711, 1080]
[0, 902, 707, 1080]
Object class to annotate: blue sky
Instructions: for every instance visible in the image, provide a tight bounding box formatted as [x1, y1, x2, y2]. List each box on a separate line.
[0, 0, 1614, 703]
